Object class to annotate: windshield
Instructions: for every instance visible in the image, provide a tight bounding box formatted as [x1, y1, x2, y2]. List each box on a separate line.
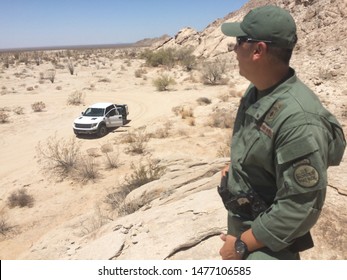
[83, 108, 105, 117]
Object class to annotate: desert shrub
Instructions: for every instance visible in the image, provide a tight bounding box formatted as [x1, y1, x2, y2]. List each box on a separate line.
[101, 144, 121, 169]
[36, 135, 81, 179]
[104, 187, 142, 216]
[171, 105, 194, 119]
[31, 101, 46, 112]
[134, 68, 147, 78]
[153, 74, 176, 91]
[67, 59, 74, 75]
[67, 91, 84, 105]
[201, 59, 228, 85]
[0, 216, 12, 236]
[152, 121, 172, 138]
[141, 48, 176, 68]
[123, 157, 166, 191]
[208, 108, 235, 128]
[7, 189, 34, 208]
[176, 47, 196, 71]
[217, 136, 231, 158]
[0, 111, 9, 123]
[124, 128, 151, 154]
[98, 77, 111, 83]
[75, 155, 100, 183]
[105, 157, 165, 215]
[13, 106, 24, 115]
[197, 97, 212, 105]
[46, 69, 56, 83]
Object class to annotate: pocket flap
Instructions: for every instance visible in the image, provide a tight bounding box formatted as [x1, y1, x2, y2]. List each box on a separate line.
[277, 134, 319, 164]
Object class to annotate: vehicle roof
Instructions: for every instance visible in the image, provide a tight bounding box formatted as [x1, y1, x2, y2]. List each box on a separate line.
[89, 102, 114, 108]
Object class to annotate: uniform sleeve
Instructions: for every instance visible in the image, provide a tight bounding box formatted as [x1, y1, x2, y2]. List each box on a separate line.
[251, 122, 328, 251]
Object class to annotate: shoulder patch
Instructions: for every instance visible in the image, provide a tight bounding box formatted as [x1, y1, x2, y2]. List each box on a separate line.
[265, 101, 284, 123]
[294, 164, 319, 188]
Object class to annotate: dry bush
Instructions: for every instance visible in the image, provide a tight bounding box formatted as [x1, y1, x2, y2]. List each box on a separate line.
[123, 157, 166, 191]
[180, 107, 194, 119]
[153, 74, 176, 91]
[7, 189, 34, 208]
[101, 144, 121, 169]
[0, 216, 12, 236]
[0, 111, 10, 123]
[31, 101, 46, 112]
[201, 59, 228, 85]
[13, 106, 24, 115]
[197, 97, 212, 105]
[36, 135, 81, 179]
[104, 187, 143, 216]
[208, 108, 235, 128]
[105, 157, 166, 216]
[74, 155, 100, 183]
[46, 69, 56, 83]
[124, 128, 151, 155]
[152, 121, 172, 138]
[134, 68, 147, 78]
[217, 136, 231, 158]
[98, 77, 111, 83]
[67, 91, 85, 105]
[67, 59, 74, 75]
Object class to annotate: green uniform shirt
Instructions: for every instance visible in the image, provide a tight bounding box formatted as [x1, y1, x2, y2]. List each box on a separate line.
[227, 68, 346, 252]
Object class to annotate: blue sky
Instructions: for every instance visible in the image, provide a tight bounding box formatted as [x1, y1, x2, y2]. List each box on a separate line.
[0, 0, 248, 49]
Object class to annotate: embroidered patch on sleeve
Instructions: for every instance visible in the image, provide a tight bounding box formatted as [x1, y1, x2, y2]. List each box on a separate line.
[294, 164, 319, 188]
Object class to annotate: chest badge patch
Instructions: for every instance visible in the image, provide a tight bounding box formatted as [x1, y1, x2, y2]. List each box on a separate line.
[294, 164, 319, 188]
[265, 101, 283, 123]
[259, 122, 273, 139]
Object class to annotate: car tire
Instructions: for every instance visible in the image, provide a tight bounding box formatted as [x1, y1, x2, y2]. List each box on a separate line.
[97, 124, 108, 137]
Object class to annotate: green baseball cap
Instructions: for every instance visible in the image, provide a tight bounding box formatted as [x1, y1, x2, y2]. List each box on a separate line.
[221, 5, 297, 49]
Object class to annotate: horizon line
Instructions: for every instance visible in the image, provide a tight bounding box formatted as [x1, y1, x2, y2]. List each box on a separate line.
[0, 42, 147, 53]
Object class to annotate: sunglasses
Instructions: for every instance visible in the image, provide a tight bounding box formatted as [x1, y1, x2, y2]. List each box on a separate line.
[236, 36, 273, 45]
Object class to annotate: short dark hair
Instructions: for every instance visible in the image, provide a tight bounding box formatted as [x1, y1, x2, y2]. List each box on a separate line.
[267, 46, 293, 65]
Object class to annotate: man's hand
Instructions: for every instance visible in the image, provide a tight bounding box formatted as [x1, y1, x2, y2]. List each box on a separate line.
[219, 233, 242, 260]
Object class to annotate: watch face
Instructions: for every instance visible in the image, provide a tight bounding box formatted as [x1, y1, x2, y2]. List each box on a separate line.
[235, 239, 247, 255]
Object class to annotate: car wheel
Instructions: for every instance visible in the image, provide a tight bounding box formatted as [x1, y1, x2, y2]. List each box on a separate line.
[97, 124, 108, 137]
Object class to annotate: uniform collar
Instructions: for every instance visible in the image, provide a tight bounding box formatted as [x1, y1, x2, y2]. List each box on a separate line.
[246, 68, 296, 121]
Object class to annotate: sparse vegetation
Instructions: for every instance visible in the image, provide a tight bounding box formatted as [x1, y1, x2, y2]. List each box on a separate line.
[36, 135, 81, 179]
[153, 74, 176, 91]
[67, 91, 84, 105]
[197, 97, 212, 105]
[0, 216, 12, 236]
[67, 59, 74, 75]
[13, 106, 24, 115]
[46, 69, 56, 83]
[7, 188, 34, 208]
[0, 111, 10, 123]
[105, 156, 166, 216]
[123, 128, 151, 155]
[201, 59, 228, 85]
[101, 143, 121, 169]
[31, 101, 46, 112]
[208, 108, 235, 128]
[75, 155, 100, 183]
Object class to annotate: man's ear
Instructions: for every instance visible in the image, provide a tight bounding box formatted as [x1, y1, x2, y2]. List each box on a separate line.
[253, 42, 267, 59]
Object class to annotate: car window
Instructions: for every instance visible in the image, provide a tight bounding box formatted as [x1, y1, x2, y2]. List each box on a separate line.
[107, 108, 116, 117]
[84, 108, 104, 117]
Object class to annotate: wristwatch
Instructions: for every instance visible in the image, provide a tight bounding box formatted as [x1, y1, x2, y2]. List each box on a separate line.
[235, 237, 249, 259]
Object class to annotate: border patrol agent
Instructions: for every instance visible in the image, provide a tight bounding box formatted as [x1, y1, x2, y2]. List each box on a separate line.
[218, 5, 346, 260]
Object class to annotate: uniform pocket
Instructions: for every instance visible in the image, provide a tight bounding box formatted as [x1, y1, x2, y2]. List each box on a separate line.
[276, 134, 319, 165]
